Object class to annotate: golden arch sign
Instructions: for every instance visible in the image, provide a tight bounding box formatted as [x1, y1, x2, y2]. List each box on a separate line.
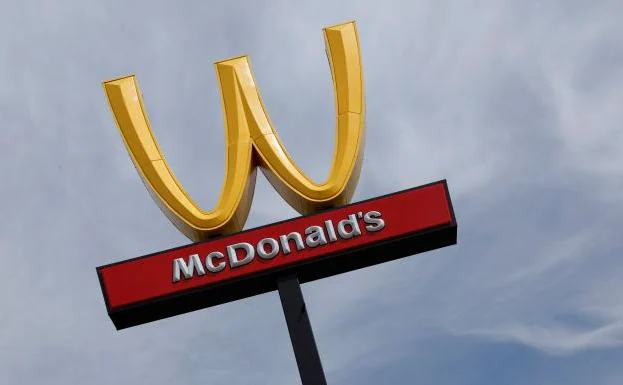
[97, 21, 457, 385]
[103, 21, 364, 242]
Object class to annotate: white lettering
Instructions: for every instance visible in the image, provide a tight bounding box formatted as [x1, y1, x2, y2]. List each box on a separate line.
[205, 251, 226, 273]
[172, 254, 206, 282]
[257, 237, 280, 259]
[324, 220, 338, 242]
[337, 214, 362, 239]
[304, 225, 328, 247]
[171, 210, 386, 281]
[279, 232, 305, 255]
[227, 243, 255, 268]
[363, 211, 385, 232]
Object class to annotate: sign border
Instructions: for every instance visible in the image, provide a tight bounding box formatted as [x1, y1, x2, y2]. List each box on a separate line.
[97, 179, 457, 329]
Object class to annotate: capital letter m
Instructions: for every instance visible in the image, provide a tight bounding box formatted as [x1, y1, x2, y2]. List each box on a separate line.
[102, 21, 364, 242]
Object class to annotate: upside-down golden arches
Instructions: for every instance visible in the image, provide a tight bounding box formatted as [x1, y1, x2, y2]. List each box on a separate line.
[103, 21, 365, 242]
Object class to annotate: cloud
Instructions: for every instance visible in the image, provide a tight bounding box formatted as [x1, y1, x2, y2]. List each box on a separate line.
[0, 0, 622, 384]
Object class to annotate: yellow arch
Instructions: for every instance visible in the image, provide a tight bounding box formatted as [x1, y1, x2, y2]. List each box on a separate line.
[103, 21, 365, 242]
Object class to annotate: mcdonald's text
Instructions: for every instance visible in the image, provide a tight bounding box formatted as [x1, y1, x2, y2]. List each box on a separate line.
[172, 210, 385, 282]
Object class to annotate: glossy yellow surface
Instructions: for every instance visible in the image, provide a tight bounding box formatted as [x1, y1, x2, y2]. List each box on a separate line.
[103, 21, 365, 241]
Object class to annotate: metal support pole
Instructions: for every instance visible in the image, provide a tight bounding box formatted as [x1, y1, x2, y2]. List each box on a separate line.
[277, 275, 328, 385]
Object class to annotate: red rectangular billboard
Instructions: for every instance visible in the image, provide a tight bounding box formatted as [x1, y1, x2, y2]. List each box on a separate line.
[97, 180, 457, 329]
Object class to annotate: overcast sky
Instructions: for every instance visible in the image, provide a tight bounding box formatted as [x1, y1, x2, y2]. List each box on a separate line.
[1, 0, 622, 384]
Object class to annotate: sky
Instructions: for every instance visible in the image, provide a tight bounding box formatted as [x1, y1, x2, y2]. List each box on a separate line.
[1, 0, 622, 384]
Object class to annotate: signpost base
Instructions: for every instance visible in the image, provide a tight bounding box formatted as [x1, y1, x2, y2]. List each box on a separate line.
[278, 275, 328, 385]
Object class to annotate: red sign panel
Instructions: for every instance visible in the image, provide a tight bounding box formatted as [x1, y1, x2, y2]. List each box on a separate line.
[97, 180, 457, 329]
